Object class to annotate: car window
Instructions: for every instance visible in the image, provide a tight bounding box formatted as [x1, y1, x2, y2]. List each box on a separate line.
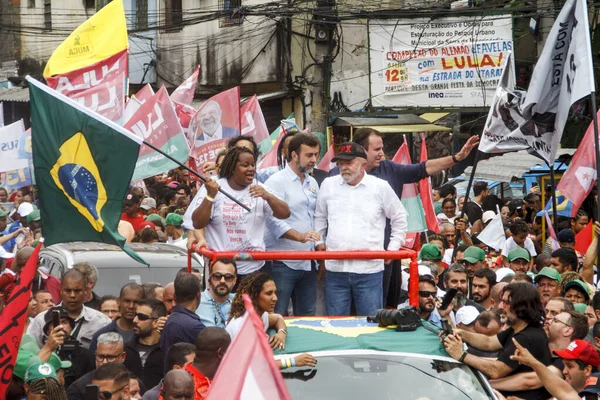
[282, 353, 493, 400]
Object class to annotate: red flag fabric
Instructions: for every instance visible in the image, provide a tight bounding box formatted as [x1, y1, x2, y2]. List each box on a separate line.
[173, 101, 197, 142]
[317, 144, 335, 172]
[207, 294, 291, 399]
[189, 87, 241, 167]
[574, 220, 594, 255]
[170, 65, 200, 105]
[70, 71, 126, 123]
[0, 240, 43, 395]
[418, 133, 440, 234]
[134, 84, 155, 103]
[544, 211, 560, 251]
[258, 128, 284, 170]
[556, 110, 600, 217]
[240, 95, 269, 143]
[46, 49, 128, 96]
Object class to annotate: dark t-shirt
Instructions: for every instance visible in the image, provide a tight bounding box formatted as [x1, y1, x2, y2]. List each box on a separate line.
[463, 201, 483, 225]
[496, 325, 552, 400]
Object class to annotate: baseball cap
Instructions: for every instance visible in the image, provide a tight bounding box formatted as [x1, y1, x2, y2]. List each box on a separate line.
[332, 142, 368, 162]
[482, 211, 496, 224]
[455, 306, 480, 326]
[557, 229, 576, 244]
[534, 267, 562, 284]
[26, 209, 40, 224]
[17, 202, 34, 217]
[554, 340, 600, 367]
[461, 246, 486, 264]
[140, 197, 157, 211]
[165, 213, 183, 227]
[140, 221, 156, 231]
[43, 306, 75, 335]
[25, 359, 58, 383]
[145, 213, 164, 224]
[49, 353, 72, 372]
[167, 181, 180, 189]
[419, 244, 442, 261]
[580, 373, 600, 396]
[495, 267, 515, 281]
[574, 302, 588, 314]
[564, 280, 591, 301]
[124, 192, 141, 206]
[508, 247, 530, 262]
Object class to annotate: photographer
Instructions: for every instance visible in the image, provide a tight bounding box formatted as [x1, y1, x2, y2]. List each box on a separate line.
[39, 306, 95, 388]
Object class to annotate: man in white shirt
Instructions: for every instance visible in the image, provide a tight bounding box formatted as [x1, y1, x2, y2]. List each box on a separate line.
[314, 142, 407, 316]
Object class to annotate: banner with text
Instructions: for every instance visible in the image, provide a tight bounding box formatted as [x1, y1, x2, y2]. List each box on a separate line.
[0, 120, 28, 173]
[369, 15, 513, 108]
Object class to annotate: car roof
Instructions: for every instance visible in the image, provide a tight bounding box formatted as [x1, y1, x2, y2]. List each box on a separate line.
[275, 317, 448, 358]
[275, 349, 457, 363]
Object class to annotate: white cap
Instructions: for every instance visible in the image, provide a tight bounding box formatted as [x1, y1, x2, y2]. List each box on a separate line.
[482, 210, 496, 224]
[140, 197, 156, 211]
[455, 306, 480, 326]
[495, 267, 515, 282]
[418, 264, 433, 277]
[17, 202, 34, 217]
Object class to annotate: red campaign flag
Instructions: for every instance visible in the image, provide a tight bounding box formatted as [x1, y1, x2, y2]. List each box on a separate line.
[173, 101, 197, 143]
[259, 129, 284, 170]
[240, 95, 269, 143]
[0, 240, 43, 396]
[317, 144, 335, 172]
[133, 84, 155, 104]
[556, 110, 600, 217]
[418, 133, 440, 234]
[46, 49, 128, 96]
[206, 294, 291, 400]
[170, 65, 200, 105]
[70, 72, 126, 123]
[189, 87, 241, 167]
[574, 220, 594, 255]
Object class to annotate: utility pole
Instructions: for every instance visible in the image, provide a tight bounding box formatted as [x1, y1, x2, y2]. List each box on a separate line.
[309, 0, 335, 133]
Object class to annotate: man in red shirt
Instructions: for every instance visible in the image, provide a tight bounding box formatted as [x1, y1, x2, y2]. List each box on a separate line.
[121, 192, 145, 232]
[183, 327, 231, 399]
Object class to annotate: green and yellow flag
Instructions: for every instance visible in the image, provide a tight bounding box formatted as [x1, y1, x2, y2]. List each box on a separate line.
[42, 0, 128, 78]
[27, 77, 146, 264]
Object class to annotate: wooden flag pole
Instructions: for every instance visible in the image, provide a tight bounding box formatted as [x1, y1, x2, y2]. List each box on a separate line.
[590, 93, 600, 283]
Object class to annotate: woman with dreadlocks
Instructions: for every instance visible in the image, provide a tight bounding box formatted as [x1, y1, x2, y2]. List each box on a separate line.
[23, 360, 67, 400]
[184, 146, 290, 281]
[226, 272, 317, 369]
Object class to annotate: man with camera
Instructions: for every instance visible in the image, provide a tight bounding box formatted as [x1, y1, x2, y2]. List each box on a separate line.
[38, 306, 95, 388]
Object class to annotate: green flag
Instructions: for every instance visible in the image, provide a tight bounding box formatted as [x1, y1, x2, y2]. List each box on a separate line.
[27, 76, 146, 264]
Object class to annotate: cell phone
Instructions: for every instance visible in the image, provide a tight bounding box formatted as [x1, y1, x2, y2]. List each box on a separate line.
[52, 310, 61, 330]
[440, 288, 458, 310]
[442, 319, 453, 337]
[84, 385, 99, 400]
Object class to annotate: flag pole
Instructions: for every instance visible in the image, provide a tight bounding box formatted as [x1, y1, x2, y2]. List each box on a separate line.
[548, 162, 559, 235]
[590, 92, 600, 284]
[451, 149, 481, 261]
[141, 140, 251, 212]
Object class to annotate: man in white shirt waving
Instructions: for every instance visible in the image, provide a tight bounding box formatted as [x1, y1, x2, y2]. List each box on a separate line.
[314, 142, 407, 316]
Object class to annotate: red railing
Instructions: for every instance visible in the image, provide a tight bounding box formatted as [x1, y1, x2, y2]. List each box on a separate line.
[190, 244, 419, 307]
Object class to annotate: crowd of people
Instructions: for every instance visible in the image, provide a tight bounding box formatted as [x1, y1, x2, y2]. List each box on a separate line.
[2, 127, 600, 399]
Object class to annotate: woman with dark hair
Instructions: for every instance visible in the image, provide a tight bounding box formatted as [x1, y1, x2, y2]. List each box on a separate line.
[437, 198, 458, 223]
[184, 147, 290, 278]
[482, 194, 504, 213]
[226, 273, 317, 369]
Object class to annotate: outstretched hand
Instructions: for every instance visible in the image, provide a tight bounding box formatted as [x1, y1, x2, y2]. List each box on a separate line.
[509, 338, 536, 367]
[455, 136, 479, 162]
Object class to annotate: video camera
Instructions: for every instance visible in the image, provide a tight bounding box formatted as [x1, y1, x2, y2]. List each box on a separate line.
[367, 303, 422, 332]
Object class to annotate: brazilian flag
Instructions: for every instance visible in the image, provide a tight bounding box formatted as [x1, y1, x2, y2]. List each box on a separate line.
[27, 77, 146, 264]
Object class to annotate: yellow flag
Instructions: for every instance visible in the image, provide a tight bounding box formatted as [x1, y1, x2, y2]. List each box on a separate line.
[43, 0, 128, 78]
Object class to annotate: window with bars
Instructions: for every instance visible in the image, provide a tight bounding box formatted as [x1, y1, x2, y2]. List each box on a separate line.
[44, 0, 51, 30]
[219, 0, 242, 27]
[28, 0, 35, 9]
[136, 0, 148, 29]
[164, 0, 182, 31]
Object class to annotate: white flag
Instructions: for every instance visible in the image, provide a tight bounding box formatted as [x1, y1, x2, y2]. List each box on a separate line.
[0, 102, 4, 127]
[477, 208, 506, 251]
[0, 120, 28, 173]
[479, 0, 594, 164]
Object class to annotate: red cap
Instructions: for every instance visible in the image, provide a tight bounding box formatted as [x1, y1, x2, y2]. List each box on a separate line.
[554, 340, 600, 367]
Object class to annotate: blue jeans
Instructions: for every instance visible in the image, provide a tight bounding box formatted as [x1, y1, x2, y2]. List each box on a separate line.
[268, 261, 317, 316]
[325, 271, 383, 316]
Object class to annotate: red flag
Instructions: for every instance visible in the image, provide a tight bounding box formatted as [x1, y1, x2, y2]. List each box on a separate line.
[240, 95, 269, 143]
[189, 87, 241, 166]
[574, 220, 594, 255]
[46, 49, 128, 96]
[170, 65, 200, 105]
[207, 294, 291, 399]
[133, 84, 155, 103]
[418, 134, 440, 234]
[556, 110, 600, 217]
[173, 101, 197, 143]
[70, 71, 126, 123]
[258, 130, 284, 170]
[0, 240, 43, 395]
[317, 144, 335, 172]
[544, 211, 560, 251]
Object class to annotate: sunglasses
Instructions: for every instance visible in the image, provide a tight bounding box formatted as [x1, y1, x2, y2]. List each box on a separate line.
[135, 313, 158, 321]
[95, 353, 122, 362]
[211, 273, 236, 283]
[100, 384, 128, 399]
[419, 291, 437, 298]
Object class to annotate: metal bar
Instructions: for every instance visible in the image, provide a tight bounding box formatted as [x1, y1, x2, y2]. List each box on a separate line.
[548, 162, 559, 234]
[591, 93, 600, 284]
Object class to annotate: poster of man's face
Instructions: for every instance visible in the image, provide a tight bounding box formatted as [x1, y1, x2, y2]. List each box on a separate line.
[198, 100, 222, 136]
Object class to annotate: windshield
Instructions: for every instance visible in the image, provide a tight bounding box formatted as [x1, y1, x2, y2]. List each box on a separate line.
[282, 353, 493, 400]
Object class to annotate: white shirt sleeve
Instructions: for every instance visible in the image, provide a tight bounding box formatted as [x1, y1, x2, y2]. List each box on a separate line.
[314, 179, 330, 246]
[382, 182, 407, 250]
[182, 185, 209, 231]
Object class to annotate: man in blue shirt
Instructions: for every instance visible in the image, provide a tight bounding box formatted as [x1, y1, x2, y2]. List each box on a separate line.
[160, 272, 205, 372]
[330, 128, 479, 307]
[196, 258, 237, 328]
[265, 133, 321, 316]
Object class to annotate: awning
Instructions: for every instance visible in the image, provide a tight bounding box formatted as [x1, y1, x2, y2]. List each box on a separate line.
[333, 116, 451, 133]
[0, 87, 29, 102]
[420, 112, 450, 123]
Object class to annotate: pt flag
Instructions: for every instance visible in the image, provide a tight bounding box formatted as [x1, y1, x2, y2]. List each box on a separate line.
[0, 240, 43, 396]
[241, 95, 270, 144]
[480, 0, 594, 164]
[43, 0, 128, 78]
[125, 87, 190, 181]
[170, 65, 200, 105]
[317, 144, 335, 172]
[418, 134, 439, 234]
[27, 77, 146, 264]
[134, 84, 155, 104]
[207, 294, 292, 400]
[0, 120, 28, 173]
[392, 137, 426, 234]
[556, 110, 600, 216]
